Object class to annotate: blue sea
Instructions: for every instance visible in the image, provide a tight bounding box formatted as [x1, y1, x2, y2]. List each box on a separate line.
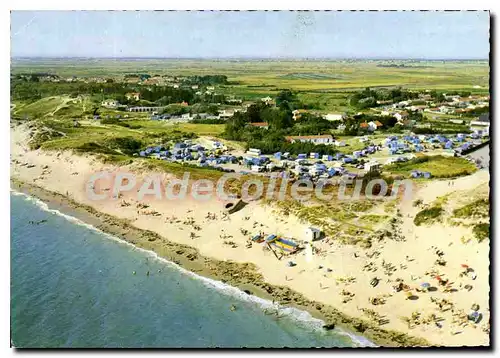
[10, 191, 372, 348]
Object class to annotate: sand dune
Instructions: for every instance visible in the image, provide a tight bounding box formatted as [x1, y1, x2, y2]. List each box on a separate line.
[10, 124, 490, 346]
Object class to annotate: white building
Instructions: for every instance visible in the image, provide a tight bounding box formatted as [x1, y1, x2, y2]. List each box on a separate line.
[285, 135, 334, 145]
[305, 227, 321, 241]
[324, 113, 345, 122]
[102, 99, 120, 108]
[364, 161, 381, 173]
[261, 96, 273, 104]
[470, 113, 490, 136]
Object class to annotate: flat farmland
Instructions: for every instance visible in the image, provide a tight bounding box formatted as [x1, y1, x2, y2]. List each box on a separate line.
[11, 58, 490, 113]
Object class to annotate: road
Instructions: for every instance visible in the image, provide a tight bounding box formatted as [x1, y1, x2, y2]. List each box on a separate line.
[467, 143, 490, 170]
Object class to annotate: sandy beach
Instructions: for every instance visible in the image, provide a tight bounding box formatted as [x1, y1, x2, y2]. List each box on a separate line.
[10, 123, 490, 347]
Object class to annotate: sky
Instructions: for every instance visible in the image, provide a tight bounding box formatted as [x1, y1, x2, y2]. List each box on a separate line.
[10, 11, 490, 59]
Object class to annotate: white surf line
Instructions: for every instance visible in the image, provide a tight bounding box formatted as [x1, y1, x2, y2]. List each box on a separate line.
[11, 189, 376, 347]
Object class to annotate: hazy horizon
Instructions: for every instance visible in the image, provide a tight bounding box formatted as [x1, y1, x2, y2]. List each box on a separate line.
[11, 56, 489, 61]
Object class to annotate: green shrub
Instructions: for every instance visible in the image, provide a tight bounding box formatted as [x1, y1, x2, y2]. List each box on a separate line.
[105, 136, 144, 155]
[414, 206, 443, 226]
[472, 223, 489, 242]
[453, 199, 490, 219]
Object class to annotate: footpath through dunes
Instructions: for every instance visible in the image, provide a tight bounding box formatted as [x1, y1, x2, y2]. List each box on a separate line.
[10, 122, 490, 347]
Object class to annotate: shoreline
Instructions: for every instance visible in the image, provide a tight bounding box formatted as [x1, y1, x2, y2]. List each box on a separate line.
[11, 178, 429, 347]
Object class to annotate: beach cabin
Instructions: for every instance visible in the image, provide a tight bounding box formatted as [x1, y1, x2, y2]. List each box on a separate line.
[310, 152, 320, 160]
[322, 155, 333, 161]
[297, 153, 307, 160]
[364, 161, 381, 173]
[305, 227, 322, 241]
[247, 148, 262, 156]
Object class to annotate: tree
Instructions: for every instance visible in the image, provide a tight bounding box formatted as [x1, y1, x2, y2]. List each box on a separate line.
[343, 118, 359, 135]
[261, 107, 292, 130]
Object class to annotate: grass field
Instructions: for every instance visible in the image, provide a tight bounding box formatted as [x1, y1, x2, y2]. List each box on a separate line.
[385, 155, 477, 178]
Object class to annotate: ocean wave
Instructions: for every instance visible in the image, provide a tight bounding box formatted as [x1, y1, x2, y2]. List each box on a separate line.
[10, 189, 376, 348]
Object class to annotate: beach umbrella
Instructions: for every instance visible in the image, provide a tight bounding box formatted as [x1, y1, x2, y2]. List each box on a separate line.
[436, 275, 443, 282]
[461, 264, 469, 268]
[421, 282, 431, 289]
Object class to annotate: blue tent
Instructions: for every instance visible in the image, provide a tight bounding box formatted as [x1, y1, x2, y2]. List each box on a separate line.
[411, 170, 421, 178]
[444, 141, 453, 149]
[174, 143, 187, 149]
[274, 152, 282, 160]
[327, 168, 338, 176]
[423, 172, 432, 179]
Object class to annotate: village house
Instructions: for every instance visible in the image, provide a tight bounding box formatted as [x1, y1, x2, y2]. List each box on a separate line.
[261, 96, 274, 105]
[408, 104, 428, 112]
[292, 109, 308, 121]
[101, 99, 121, 108]
[226, 99, 243, 105]
[368, 120, 383, 131]
[394, 111, 409, 122]
[439, 106, 454, 114]
[285, 134, 334, 145]
[359, 122, 370, 131]
[470, 113, 490, 137]
[376, 100, 394, 105]
[126, 92, 141, 101]
[249, 122, 269, 129]
[128, 106, 163, 113]
[218, 109, 235, 119]
[323, 113, 346, 122]
[393, 100, 411, 109]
